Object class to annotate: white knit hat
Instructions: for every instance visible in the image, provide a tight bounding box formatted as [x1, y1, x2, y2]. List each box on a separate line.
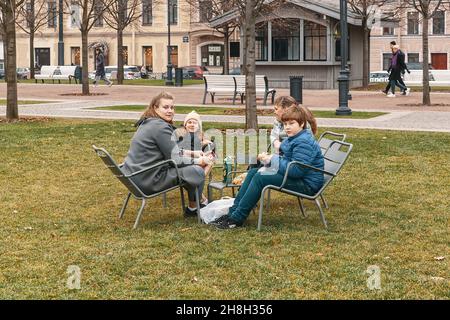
[184, 111, 202, 129]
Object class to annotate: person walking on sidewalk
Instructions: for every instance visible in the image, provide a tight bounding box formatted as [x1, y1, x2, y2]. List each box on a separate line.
[386, 45, 410, 98]
[93, 47, 112, 87]
[383, 41, 410, 96]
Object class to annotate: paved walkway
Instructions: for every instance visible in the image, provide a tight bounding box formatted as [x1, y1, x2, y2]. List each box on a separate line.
[1, 83, 450, 132]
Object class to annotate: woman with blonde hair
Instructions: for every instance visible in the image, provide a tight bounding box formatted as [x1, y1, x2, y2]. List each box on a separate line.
[122, 92, 210, 217]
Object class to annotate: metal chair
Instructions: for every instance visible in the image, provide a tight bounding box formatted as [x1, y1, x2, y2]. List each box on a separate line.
[92, 145, 201, 229]
[257, 140, 353, 231]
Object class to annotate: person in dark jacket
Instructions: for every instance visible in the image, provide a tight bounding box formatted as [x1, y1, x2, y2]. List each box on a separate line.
[211, 105, 324, 229]
[122, 92, 210, 217]
[386, 45, 410, 97]
[93, 47, 112, 87]
[383, 41, 410, 96]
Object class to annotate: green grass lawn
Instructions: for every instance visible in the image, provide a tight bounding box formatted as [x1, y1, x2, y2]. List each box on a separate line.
[0, 119, 448, 299]
[3, 79, 204, 86]
[0, 99, 49, 105]
[94, 105, 387, 119]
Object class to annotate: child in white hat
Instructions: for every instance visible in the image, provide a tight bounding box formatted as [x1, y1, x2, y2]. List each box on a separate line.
[175, 111, 215, 205]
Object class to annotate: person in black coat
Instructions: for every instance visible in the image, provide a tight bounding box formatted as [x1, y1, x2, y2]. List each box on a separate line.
[93, 47, 112, 87]
[383, 41, 410, 95]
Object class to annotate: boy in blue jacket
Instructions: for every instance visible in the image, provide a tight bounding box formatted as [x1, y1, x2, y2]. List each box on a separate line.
[211, 105, 324, 229]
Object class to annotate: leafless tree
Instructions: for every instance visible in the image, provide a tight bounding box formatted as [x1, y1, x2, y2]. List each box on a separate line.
[187, 0, 239, 75]
[1, 0, 26, 121]
[348, 0, 389, 88]
[236, 0, 285, 130]
[64, 0, 113, 95]
[103, 0, 146, 84]
[401, 0, 449, 105]
[16, 0, 52, 79]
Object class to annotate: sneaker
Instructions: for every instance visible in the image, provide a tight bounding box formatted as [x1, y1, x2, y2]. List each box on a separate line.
[184, 207, 198, 217]
[108, 82, 113, 87]
[93, 82, 98, 87]
[214, 216, 243, 230]
[381, 90, 388, 95]
[209, 214, 229, 226]
[405, 88, 411, 96]
[386, 93, 396, 98]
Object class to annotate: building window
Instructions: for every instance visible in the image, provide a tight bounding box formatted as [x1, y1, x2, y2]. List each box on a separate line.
[169, 0, 178, 25]
[201, 44, 223, 67]
[142, 0, 152, 25]
[383, 27, 394, 35]
[255, 22, 268, 61]
[407, 12, 419, 35]
[71, 47, 81, 65]
[170, 45, 178, 67]
[304, 21, 327, 61]
[199, 1, 213, 22]
[143, 46, 153, 71]
[122, 46, 128, 65]
[383, 53, 392, 70]
[271, 19, 300, 61]
[71, 4, 80, 28]
[47, 1, 57, 28]
[408, 53, 419, 63]
[230, 42, 240, 58]
[433, 11, 445, 35]
[94, 3, 103, 27]
[35, 48, 51, 67]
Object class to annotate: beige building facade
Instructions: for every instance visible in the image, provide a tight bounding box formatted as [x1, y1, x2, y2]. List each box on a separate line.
[370, 8, 450, 71]
[15, 0, 230, 74]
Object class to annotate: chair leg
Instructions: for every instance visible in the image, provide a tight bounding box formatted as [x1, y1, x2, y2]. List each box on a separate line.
[320, 194, 329, 209]
[315, 198, 328, 229]
[297, 197, 307, 218]
[266, 189, 271, 210]
[257, 188, 268, 231]
[133, 199, 146, 230]
[207, 185, 212, 203]
[119, 193, 131, 219]
[231, 187, 235, 198]
[162, 192, 167, 208]
[195, 187, 201, 224]
[263, 93, 268, 106]
[202, 91, 207, 104]
[179, 187, 186, 215]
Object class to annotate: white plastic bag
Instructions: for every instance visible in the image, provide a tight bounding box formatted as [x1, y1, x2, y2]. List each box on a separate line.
[200, 197, 235, 224]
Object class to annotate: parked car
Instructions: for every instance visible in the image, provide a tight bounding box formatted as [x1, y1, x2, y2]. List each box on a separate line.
[406, 62, 433, 70]
[370, 71, 389, 83]
[163, 65, 209, 80]
[0, 69, 4, 80]
[229, 67, 241, 75]
[88, 65, 141, 80]
[17, 67, 30, 80]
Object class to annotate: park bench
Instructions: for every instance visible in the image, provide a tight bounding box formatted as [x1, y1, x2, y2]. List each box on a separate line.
[35, 65, 79, 84]
[202, 74, 276, 105]
[234, 75, 276, 106]
[404, 70, 450, 87]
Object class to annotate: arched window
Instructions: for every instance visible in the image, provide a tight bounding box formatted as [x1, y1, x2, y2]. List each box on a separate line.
[304, 21, 327, 61]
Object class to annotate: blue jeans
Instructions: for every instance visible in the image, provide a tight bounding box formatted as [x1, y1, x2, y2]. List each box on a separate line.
[229, 168, 313, 223]
[390, 79, 407, 94]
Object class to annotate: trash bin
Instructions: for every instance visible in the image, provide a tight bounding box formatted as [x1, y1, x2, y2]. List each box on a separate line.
[290, 76, 303, 104]
[175, 68, 183, 87]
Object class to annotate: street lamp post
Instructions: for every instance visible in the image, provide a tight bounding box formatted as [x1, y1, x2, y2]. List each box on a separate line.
[58, 0, 64, 65]
[336, 0, 352, 115]
[165, 0, 174, 86]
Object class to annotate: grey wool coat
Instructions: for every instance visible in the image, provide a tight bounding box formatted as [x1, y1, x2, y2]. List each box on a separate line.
[122, 117, 205, 196]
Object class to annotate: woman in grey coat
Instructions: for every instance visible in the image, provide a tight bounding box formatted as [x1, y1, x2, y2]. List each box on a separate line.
[122, 92, 210, 216]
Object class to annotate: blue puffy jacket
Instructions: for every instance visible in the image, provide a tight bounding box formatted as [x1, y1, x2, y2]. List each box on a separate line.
[271, 129, 324, 193]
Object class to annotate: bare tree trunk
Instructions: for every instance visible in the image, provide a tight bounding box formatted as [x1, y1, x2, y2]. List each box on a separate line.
[241, 25, 247, 76]
[117, 28, 124, 84]
[5, 1, 19, 121]
[422, 15, 431, 106]
[81, 29, 90, 95]
[244, 0, 257, 130]
[362, 22, 370, 88]
[223, 25, 230, 75]
[29, 32, 35, 79]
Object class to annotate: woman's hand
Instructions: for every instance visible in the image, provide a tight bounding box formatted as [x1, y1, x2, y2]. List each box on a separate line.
[273, 139, 282, 152]
[258, 152, 273, 164]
